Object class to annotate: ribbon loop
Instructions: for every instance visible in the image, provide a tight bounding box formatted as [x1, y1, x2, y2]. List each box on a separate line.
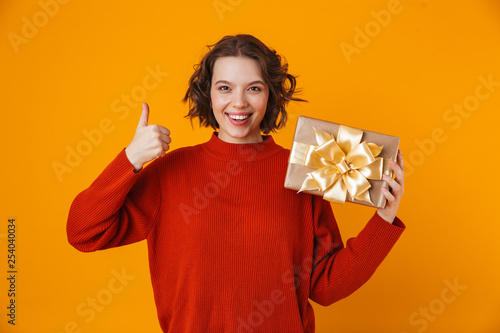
[337, 125, 363, 154]
[346, 142, 376, 169]
[314, 138, 344, 165]
[336, 159, 350, 174]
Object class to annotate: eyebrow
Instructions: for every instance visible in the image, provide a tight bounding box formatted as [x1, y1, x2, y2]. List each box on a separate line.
[214, 80, 266, 86]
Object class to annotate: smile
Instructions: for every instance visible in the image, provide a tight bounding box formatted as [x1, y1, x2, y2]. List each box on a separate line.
[227, 114, 251, 121]
[225, 112, 252, 126]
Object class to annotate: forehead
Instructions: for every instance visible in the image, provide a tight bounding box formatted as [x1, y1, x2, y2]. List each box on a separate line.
[212, 56, 263, 82]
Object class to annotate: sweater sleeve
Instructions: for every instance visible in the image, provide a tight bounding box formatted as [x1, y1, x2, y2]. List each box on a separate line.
[308, 196, 405, 306]
[66, 148, 161, 252]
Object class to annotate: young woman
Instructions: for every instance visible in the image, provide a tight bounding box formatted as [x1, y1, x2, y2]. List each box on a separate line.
[67, 34, 405, 332]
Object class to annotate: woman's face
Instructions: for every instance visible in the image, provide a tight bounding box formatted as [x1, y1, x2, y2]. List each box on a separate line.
[210, 56, 269, 143]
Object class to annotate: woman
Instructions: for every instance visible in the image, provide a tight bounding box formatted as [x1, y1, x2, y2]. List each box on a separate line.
[67, 34, 405, 332]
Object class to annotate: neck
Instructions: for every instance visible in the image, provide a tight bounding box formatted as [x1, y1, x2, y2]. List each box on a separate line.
[216, 131, 264, 144]
[202, 132, 282, 161]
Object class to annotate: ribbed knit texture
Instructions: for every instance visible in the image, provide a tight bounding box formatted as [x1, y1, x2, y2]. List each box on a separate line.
[66, 132, 406, 333]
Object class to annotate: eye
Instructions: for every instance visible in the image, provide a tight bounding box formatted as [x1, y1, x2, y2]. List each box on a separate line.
[218, 86, 230, 91]
[249, 86, 261, 91]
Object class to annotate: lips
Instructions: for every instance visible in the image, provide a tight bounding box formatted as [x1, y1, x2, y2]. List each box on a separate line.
[225, 112, 252, 125]
[228, 114, 250, 120]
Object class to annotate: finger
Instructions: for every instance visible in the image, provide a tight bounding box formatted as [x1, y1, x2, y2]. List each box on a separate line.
[154, 144, 169, 159]
[160, 133, 171, 144]
[158, 125, 170, 135]
[160, 142, 170, 152]
[138, 102, 150, 128]
[156, 136, 170, 151]
[158, 126, 170, 136]
[383, 174, 402, 194]
[150, 124, 170, 136]
[381, 187, 395, 203]
[390, 159, 405, 187]
[157, 133, 171, 145]
[397, 150, 404, 172]
[155, 142, 169, 155]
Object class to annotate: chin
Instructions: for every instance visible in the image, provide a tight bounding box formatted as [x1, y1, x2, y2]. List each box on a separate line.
[228, 130, 250, 139]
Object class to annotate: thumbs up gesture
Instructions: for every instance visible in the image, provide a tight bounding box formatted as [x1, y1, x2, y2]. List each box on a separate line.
[125, 102, 171, 172]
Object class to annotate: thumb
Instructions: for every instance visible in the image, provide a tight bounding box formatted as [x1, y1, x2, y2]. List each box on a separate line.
[137, 102, 149, 128]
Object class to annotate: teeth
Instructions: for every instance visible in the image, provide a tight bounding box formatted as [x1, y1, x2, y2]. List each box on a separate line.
[228, 114, 250, 120]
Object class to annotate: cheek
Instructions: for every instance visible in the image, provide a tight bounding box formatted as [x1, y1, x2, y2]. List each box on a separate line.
[255, 95, 269, 113]
[211, 94, 229, 111]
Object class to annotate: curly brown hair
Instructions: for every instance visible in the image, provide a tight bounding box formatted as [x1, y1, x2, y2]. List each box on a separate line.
[182, 34, 307, 134]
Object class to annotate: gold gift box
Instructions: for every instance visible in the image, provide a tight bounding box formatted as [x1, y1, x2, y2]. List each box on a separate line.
[284, 116, 400, 208]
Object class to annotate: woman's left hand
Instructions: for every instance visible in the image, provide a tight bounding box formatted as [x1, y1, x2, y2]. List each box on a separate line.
[376, 149, 405, 223]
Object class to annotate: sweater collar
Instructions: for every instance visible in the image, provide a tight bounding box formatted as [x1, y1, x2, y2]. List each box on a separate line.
[202, 131, 283, 161]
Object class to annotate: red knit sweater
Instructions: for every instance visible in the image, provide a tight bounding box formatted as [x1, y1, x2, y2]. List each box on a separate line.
[67, 132, 405, 332]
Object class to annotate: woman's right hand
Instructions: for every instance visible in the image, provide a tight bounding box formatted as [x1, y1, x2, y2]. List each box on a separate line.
[125, 102, 171, 172]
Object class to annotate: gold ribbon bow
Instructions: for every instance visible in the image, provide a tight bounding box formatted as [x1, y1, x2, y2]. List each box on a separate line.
[289, 125, 384, 204]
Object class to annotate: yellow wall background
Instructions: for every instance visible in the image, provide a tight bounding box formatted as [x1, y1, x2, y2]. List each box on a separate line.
[1, 0, 499, 332]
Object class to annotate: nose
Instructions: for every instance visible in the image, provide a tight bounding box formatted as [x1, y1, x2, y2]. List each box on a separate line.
[232, 89, 248, 109]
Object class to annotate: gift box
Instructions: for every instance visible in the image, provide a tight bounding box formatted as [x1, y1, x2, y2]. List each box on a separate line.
[284, 116, 400, 208]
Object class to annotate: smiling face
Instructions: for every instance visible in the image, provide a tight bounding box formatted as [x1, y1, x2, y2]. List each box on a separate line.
[210, 56, 269, 143]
